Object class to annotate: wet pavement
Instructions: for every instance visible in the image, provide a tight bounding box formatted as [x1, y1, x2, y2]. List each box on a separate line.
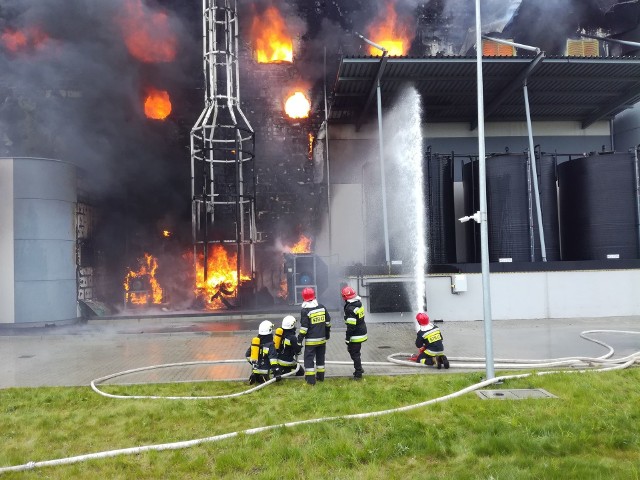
[1, 314, 639, 388]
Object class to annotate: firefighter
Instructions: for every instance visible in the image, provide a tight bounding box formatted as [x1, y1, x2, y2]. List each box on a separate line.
[245, 320, 281, 384]
[297, 287, 331, 385]
[276, 315, 304, 376]
[341, 285, 367, 380]
[414, 312, 450, 369]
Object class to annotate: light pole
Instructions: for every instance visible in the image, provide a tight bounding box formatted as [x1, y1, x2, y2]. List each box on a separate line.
[474, 0, 495, 380]
[355, 32, 391, 268]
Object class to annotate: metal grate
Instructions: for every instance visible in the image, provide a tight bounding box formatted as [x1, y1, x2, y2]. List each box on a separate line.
[475, 388, 557, 400]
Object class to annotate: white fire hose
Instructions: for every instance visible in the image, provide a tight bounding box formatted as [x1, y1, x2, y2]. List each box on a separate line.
[1, 329, 638, 474]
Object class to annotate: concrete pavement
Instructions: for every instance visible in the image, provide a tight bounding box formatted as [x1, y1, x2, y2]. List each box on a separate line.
[1, 315, 639, 388]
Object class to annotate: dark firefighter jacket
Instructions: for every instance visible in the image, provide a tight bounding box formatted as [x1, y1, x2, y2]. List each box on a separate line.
[298, 300, 331, 346]
[277, 328, 302, 368]
[343, 296, 368, 343]
[245, 333, 278, 374]
[415, 323, 444, 355]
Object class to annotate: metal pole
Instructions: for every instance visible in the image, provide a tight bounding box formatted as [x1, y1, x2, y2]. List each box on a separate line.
[524, 81, 547, 261]
[355, 32, 391, 266]
[376, 79, 391, 267]
[324, 46, 332, 260]
[475, 0, 495, 380]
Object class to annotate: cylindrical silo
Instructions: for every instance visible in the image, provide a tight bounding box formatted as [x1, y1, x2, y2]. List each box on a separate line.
[463, 153, 560, 263]
[425, 152, 456, 264]
[0, 157, 78, 324]
[558, 151, 640, 260]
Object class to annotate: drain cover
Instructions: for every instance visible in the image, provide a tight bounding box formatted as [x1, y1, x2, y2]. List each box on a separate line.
[475, 388, 557, 400]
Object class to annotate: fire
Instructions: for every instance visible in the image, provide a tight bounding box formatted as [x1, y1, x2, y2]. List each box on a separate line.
[163, 230, 171, 237]
[117, 0, 177, 63]
[308, 133, 314, 159]
[366, 1, 414, 56]
[124, 253, 164, 305]
[195, 245, 251, 310]
[144, 88, 172, 120]
[288, 235, 312, 254]
[285, 92, 311, 119]
[1, 27, 49, 53]
[250, 6, 293, 63]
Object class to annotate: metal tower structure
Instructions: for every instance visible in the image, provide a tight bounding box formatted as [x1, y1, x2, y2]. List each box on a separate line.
[190, 0, 256, 298]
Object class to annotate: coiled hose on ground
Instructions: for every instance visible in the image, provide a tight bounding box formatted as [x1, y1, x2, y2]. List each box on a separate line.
[1, 329, 638, 474]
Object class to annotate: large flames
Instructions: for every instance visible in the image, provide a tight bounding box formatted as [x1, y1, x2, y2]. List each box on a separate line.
[124, 253, 164, 306]
[250, 6, 293, 63]
[144, 88, 172, 120]
[366, 1, 414, 56]
[284, 91, 311, 119]
[195, 245, 252, 310]
[117, 0, 177, 63]
[1, 26, 49, 53]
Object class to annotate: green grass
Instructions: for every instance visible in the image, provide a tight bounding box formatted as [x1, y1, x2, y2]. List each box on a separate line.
[1, 369, 639, 479]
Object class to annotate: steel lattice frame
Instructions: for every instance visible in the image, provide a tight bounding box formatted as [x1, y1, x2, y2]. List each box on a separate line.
[190, 0, 256, 287]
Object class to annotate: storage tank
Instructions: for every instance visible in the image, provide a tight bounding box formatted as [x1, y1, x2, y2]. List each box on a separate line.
[463, 153, 560, 263]
[425, 151, 456, 264]
[558, 151, 640, 260]
[0, 157, 78, 324]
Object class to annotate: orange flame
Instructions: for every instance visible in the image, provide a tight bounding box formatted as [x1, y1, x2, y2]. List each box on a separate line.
[117, 0, 177, 63]
[308, 133, 314, 159]
[163, 230, 171, 237]
[124, 253, 164, 305]
[144, 88, 172, 120]
[287, 235, 312, 254]
[1, 27, 49, 53]
[195, 245, 251, 310]
[285, 91, 310, 119]
[366, 1, 414, 56]
[250, 6, 293, 63]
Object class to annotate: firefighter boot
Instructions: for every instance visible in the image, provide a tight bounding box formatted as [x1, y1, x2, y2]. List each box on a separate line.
[442, 355, 450, 369]
[436, 356, 443, 370]
[316, 372, 325, 382]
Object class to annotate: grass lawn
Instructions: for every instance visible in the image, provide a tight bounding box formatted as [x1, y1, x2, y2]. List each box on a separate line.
[1, 368, 639, 479]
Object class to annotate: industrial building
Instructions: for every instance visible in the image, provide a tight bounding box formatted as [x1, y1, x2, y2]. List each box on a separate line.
[1, 0, 639, 324]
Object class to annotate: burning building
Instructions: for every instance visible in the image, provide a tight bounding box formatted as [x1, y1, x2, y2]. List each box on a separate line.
[1, 0, 640, 324]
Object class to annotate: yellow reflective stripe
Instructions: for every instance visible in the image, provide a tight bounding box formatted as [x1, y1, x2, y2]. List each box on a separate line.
[354, 306, 365, 318]
[345, 318, 357, 325]
[350, 335, 367, 343]
[317, 366, 325, 372]
[305, 339, 326, 346]
[278, 360, 297, 366]
[305, 369, 316, 375]
[284, 339, 291, 346]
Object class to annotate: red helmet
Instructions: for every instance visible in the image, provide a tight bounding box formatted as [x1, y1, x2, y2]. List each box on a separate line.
[341, 286, 356, 300]
[416, 312, 430, 326]
[301, 287, 315, 302]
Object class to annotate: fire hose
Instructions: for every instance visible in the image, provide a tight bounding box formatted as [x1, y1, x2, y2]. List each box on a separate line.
[1, 329, 639, 474]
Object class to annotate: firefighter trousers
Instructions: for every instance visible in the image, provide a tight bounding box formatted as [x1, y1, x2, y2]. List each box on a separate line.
[303, 344, 326, 384]
[347, 342, 364, 378]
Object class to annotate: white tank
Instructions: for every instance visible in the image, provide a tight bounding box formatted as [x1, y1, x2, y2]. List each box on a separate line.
[0, 157, 78, 324]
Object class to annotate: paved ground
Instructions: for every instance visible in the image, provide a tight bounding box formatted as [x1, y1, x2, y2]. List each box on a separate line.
[1, 314, 639, 388]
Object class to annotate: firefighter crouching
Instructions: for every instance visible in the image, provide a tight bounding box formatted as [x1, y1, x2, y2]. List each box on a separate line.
[275, 315, 304, 376]
[414, 312, 450, 369]
[341, 286, 367, 380]
[297, 287, 331, 385]
[245, 320, 281, 384]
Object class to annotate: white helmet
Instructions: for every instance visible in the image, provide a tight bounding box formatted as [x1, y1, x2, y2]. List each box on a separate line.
[282, 315, 296, 329]
[258, 320, 274, 335]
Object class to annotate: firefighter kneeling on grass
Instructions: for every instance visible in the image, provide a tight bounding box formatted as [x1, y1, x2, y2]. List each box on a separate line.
[414, 312, 450, 369]
[245, 320, 281, 384]
[274, 315, 304, 376]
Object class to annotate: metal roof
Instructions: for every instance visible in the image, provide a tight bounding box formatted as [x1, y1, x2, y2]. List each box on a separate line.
[329, 55, 640, 129]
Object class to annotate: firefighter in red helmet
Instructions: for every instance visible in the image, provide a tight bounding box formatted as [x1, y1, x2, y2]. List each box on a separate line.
[297, 287, 331, 385]
[341, 285, 367, 380]
[414, 312, 449, 369]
